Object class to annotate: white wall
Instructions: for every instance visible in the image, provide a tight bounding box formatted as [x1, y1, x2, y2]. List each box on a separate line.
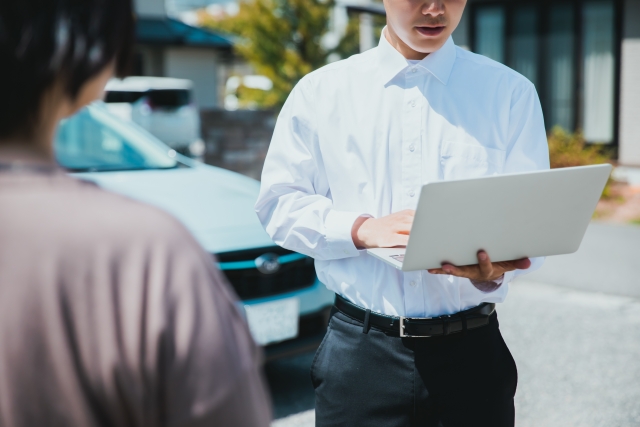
[135, 0, 166, 17]
[164, 48, 219, 109]
[619, 0, 640, 166]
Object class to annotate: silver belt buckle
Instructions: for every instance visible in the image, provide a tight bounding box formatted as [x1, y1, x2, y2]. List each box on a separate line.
[399, 316, 432, 338]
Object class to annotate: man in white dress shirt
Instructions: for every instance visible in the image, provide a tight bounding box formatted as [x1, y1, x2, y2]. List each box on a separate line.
[256, 0, 550, 425]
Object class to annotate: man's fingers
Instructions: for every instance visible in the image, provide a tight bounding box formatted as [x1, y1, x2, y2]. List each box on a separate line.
[395, 226, 412, 235]
[495, 262, 517, 273]
[428, 255, 529, 280]
[510, 258, 531, 270]
[477, 251, 493, 279]
[428, 265, 456, 275]
[428, 263, 480, 278]
[393, 219, 414, 234]
[389, 234, 409, 247]
[439, 263, 473, 278]
[498, 258, 531, 271]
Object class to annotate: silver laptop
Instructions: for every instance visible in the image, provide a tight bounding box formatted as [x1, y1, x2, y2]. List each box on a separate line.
[367, 164, 612, 271]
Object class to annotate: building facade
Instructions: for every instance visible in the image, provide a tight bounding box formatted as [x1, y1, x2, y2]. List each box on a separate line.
[453, 0, 640, 166]
[133, 0, 233, 109]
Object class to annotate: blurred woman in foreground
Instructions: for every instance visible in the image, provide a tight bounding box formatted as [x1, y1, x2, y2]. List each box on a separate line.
[0, 1, 271, 426]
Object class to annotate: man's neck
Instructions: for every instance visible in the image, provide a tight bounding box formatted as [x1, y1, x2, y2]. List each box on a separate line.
[384, 26, 430, 60]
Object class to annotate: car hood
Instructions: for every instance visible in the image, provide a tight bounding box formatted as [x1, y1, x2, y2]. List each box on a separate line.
[73, 164, 275, 254]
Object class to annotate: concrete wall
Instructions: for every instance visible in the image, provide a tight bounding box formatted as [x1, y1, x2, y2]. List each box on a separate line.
[135, 0, 166, 16]
[618, 0, 640, 166]
[201, 109, 277, 180]
[164, 48, 219, 109]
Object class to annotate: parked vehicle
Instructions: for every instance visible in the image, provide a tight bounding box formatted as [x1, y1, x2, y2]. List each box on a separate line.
[55, 103, 334, 360]
[104, 77, 205, 159]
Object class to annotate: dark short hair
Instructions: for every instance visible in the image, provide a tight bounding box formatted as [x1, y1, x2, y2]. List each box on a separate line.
[0, 0, 134, 138]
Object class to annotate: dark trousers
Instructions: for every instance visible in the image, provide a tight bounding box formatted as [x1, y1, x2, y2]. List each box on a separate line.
[311, 309, 518, 427]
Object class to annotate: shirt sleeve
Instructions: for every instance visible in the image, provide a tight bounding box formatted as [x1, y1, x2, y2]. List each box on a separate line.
[160, 229, 272, 427]
[255, 77, 365, 260]
[502, 81, 551, 284]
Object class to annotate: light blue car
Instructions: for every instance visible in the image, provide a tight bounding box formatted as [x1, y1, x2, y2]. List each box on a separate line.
[55, 103, 335, 360]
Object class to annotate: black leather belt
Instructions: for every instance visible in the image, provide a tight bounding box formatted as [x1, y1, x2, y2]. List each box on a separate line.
[334, 295, 495, 338]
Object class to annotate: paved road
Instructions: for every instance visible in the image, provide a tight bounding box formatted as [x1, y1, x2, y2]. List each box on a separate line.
[266, 352, 315, 421]
[268, 223, 640, 426]
[527, 222, 640, 297]
[501, 281, 640, 426]
[268, 280, 640, 426]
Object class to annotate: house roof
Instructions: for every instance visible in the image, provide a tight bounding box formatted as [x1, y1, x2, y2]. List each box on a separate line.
[137, 17, 233, 49]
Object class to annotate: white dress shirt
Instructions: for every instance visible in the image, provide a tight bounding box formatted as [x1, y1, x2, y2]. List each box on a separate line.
[255, 31, 550, 317]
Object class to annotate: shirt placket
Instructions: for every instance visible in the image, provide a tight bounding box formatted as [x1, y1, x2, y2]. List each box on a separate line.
[402, 65, 425, 316]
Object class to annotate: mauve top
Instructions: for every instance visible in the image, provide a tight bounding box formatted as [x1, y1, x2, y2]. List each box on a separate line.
[0, 168, 271, 427]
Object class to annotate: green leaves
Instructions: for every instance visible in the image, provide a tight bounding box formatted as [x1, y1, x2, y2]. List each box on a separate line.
[548, 126, 614, 199]
[202, 0, 386, 109]
[203, 0, 337, 109]
[548, 126, 612, 170]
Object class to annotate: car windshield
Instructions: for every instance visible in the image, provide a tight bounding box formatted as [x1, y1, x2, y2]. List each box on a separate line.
[55, 103, 178, 172]
[104, 90, 146, 104]
[147, 89, 191, 109]
[105, 89, 191, 110]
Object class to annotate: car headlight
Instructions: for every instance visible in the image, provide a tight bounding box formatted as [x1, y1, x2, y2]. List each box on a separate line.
[188, 139, 206, 157]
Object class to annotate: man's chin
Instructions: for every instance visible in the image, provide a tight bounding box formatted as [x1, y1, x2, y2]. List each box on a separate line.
[407, 39, 447, 55]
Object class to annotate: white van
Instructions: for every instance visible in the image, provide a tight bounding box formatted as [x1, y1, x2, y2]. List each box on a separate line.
[104, 77, 205, 158]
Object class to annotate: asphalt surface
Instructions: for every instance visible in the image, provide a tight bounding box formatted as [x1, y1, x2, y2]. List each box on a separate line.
[268, 223, 640, 426]
[527, 222, 640, 298]
[501, 281, 640, 427]
[266, 352, 316, 421]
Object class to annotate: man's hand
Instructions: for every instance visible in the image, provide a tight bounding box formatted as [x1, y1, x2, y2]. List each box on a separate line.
[427, 251, 531, 285]
[351, 210, 415, 249]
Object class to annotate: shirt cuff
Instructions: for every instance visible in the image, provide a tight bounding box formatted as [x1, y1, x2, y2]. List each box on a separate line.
[502, 270, 516, 285]
[325, 210, 371, 259]
[492, 275, 504, 286]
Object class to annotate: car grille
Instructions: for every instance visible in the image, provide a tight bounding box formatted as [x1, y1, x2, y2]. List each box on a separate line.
[215, 247, 317, 300]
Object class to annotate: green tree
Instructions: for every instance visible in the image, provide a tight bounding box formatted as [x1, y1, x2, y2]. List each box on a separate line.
[547, 127, 612, 169]
[547, 126, 614, 198]
[335, 12, 387, 60]
[202, 0, 383, 109]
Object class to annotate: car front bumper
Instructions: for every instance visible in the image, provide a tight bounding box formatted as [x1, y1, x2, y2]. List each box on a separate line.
[241, 279, 335, 361]
[263, 305, 332, 362]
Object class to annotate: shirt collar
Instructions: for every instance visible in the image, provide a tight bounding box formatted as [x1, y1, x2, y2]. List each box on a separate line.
[376, 28, 457, 86]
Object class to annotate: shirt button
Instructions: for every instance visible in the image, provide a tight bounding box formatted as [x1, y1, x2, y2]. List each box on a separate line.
[409, 144, 415, 152]
[411, 67, 417, 73]
[411, 101, 416, 107]
[409, 190, 415, 197]
[410, 281, 416, 286]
